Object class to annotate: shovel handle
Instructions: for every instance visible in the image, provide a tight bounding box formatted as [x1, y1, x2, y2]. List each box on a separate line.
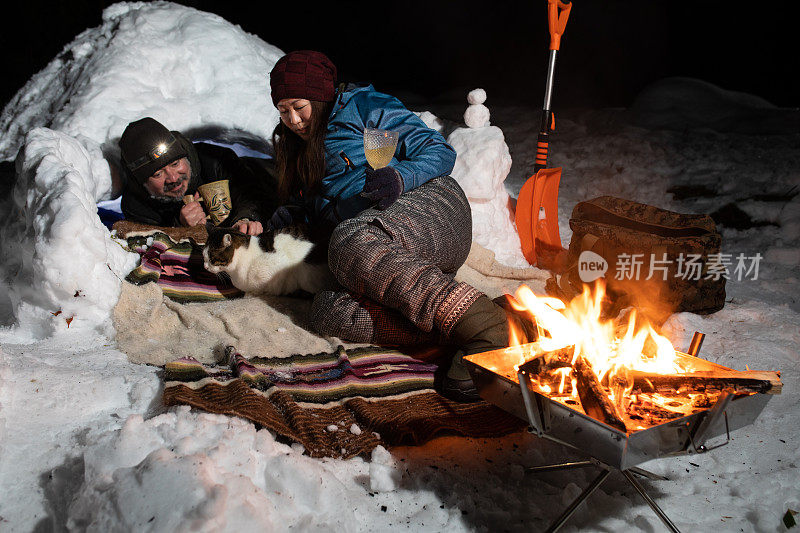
[548, 0, 572, 51]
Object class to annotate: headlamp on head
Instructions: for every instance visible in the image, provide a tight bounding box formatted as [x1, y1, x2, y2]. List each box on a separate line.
[127, 134, 179, 172]
[119, 118, 190, 183]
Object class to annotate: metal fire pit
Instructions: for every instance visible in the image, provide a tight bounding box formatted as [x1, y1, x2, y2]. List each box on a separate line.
[464, 333, 778, 532]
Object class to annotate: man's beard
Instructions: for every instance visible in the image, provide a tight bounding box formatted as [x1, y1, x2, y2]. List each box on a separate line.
[150, 175, 189, 204]
[149, 194, 183, 205]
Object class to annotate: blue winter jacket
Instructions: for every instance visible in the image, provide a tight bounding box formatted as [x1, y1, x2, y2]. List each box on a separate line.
[301, 84, 457, 225]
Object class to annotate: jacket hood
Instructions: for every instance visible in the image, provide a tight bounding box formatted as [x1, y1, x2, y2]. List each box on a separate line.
[331, 83, 374, 118]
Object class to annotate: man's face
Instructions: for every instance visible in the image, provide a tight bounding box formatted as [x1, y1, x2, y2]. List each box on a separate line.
[143, 157, 191, 199]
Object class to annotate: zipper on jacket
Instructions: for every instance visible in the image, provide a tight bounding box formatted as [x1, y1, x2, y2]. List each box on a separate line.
[339, 151, 354, 170]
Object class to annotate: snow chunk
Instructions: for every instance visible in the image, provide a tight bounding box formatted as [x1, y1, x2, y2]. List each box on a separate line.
[467, 88, 487, 105]
[0, 2, 284, 160]
[0, 129, 138, 339]
[369, 445, 401, 492]
[415, 110, 444, 133]
[464, 88, 490, 128]
[449, 124, 511, 199]
[464, 105, 491, 129]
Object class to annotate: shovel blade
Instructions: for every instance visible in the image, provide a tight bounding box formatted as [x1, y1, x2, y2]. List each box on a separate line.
[515, 167, 564, 267]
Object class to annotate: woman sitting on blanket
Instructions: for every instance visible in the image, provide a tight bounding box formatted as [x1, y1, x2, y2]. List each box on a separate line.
[266, 50, 532, 402]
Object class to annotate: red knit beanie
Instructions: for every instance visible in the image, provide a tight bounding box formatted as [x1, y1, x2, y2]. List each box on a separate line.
[269, 50, 337, 106]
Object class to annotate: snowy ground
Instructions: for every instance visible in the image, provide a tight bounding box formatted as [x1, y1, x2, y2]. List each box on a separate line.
[1, 3, 799, 532]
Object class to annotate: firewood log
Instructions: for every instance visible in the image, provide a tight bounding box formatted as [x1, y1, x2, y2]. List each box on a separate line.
[574, 356, 628, 433]
[630, 369, 782, 395]
[527, 346, 575, 375]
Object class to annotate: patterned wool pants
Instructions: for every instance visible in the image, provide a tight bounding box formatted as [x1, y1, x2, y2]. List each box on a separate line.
[311, 175, 482, 345]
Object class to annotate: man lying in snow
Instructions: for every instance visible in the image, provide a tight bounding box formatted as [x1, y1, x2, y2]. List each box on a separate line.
[118, 117, 278, 234]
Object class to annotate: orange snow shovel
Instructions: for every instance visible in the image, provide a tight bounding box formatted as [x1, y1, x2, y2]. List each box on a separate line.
[516, 0, 571, 270]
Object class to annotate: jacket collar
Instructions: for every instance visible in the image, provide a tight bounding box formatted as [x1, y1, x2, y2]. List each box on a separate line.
[177, 132, 202, 193]
[330, 83, 373, 119]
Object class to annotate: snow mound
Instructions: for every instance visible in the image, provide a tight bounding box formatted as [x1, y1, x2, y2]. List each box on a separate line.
[67, 406, 400, 530]
[448, 90, 527, 268]
[628, 77, 800, 134]
[449, 126, 525, 267]
[0, 129, 138, 339]
[0, 1, 289, 339]
[0, 1, 284, 161]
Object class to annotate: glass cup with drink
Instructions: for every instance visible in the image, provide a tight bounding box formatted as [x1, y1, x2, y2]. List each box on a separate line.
[363, 128, 399, 170]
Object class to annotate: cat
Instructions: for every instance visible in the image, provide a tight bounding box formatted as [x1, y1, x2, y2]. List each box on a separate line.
[202, 225, 335, 296]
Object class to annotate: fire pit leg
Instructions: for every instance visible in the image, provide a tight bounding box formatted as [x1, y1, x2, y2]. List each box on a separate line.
[526, 459, 595, 474]
[527, 460, 677, 532]
[622, 470, 682, 533]
[543, 467, 611, 533]
[627, 466, 669, 481]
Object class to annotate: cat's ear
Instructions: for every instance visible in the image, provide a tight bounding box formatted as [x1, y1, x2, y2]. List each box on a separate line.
[223, 233, 232, 247]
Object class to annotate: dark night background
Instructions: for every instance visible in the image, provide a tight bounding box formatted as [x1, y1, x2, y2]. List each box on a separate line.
[1, 1, 797, 113]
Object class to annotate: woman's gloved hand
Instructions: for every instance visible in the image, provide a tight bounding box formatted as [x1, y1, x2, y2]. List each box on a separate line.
[362, 166, 404, 210]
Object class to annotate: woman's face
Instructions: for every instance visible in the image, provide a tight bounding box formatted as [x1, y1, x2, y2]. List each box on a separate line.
[277, 98, 313, 140]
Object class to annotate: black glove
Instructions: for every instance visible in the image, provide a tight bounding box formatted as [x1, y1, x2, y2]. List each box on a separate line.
[362, 166, 404, 210]
[267, 205, 301, 231]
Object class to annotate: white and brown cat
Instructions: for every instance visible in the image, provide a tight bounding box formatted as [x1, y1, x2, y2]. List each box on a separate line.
[202, 225, 335, 295]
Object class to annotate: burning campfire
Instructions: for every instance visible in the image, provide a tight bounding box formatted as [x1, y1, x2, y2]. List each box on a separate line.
[475, 281, 781, 434]
[464, 282, 782, 531]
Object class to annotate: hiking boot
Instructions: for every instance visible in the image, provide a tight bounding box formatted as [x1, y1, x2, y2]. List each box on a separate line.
[441, 295, 537, 403]
[441, 354, 483, 402]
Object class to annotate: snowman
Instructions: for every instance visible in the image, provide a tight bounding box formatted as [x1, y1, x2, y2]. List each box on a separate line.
[447, 89, 526, 267]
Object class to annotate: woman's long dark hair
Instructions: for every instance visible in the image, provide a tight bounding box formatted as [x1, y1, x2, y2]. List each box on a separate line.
[272, 100, 334, 202]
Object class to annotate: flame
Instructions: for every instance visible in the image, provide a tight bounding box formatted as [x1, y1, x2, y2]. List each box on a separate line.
[510, 281, 685, 402]
[554, 367, 571, 394]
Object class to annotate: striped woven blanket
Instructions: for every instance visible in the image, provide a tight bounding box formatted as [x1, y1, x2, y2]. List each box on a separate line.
[125, 232, 243, 303]
[163, 346, 526, 458]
